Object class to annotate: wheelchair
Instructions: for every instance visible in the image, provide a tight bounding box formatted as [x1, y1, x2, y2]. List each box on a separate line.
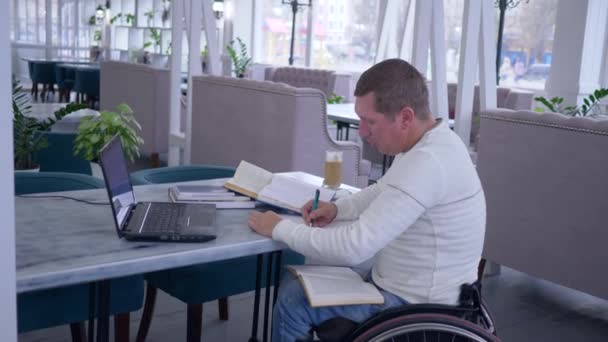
[313, 281, 499, 342]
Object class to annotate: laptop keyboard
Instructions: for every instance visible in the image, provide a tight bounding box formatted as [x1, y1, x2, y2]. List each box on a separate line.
[142, 203, 184, 233]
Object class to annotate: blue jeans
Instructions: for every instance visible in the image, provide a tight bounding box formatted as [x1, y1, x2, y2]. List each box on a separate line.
[272, 273, 408, 342]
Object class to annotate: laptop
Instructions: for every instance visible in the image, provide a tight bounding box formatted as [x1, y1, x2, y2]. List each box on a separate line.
[99, 135, 217, 242]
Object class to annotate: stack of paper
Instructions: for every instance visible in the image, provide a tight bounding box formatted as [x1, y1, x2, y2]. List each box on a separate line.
[168, 185, 255, 209]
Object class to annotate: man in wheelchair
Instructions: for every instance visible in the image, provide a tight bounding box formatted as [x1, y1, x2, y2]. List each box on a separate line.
[249, 59, 493, 341]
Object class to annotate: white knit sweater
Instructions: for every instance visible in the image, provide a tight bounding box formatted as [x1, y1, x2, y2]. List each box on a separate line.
[273, 121, 486, 305]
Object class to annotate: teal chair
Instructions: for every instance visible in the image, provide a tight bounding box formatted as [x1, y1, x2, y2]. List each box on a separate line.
[15, 172, 144, 342]
[131, 165, 305, 342]
[34, 132, 92, 175]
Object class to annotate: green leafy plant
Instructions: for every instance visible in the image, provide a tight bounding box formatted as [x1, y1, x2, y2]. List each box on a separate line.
[73, 104, 144, 162]
[125, 13, 135, 25]
[12, 77, 87, 169]
[13, 77, 45, 170]
[534, 88, 608, 117]
[88, 15, 97, 26]
[226, 37, 252, 78]
[110, 13, 122, 24]
[93, 30, 102, 44]
[327, 93, 344, 104]
[149, 28, 162, 48]
[144, 10, 155, 24]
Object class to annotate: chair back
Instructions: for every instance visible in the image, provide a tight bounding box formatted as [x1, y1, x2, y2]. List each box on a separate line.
[34, 132, 92, 175]
[189, 75, 368, 187]
[74, 68, 100, 98]
[100, 61, 171, 156]
[477, 109, 608, 300]
[32, 62, 57, 84]
[130, 165, 236, 185]
[267, 66, 337, 97]
[15, 171, 104, 195]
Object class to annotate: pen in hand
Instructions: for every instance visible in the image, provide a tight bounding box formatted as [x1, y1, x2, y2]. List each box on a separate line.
[309, 189, 320, 227]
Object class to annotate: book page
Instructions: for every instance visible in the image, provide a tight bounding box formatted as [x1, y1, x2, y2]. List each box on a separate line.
[225, 161, 273, 197]
[258, 175, 335, 212]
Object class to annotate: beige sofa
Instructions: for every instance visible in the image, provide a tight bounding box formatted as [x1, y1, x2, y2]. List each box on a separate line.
[100, 61, 170, 164]
[476, 109, 608, 300]
[189, 75, 370, 187]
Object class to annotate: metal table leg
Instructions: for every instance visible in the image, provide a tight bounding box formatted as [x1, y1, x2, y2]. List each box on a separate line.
[96, 280, 111, 342]
[263, 252, 274, 342]
[249, 254, 264, 342]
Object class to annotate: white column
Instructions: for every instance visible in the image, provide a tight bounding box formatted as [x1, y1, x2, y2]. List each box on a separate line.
[202, 0, 220, 75]
[45, 0, 53, 58]
[251, 0, 264, 62]
[411, 0, 432, 73]
[546, 0, 608, 105]
[454, 0, 481, 145]
[477, 0, 497, 112]
[305, 2, 314, 67]
[168, 0, 185, 166]
[429, 0, 448, 120]
[374, 0, 390, 62]
[184, 0, 202, 164]
[0, 0, 17, 339]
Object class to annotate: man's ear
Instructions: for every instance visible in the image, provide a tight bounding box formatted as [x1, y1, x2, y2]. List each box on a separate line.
[397, 107, 415, 128]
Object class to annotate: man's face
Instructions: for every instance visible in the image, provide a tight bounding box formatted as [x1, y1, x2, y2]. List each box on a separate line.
[355, 92, 405, 156]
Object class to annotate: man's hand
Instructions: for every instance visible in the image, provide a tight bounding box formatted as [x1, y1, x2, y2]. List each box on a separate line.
[301, 200, 337, 227]
[248, 210, 283, 237]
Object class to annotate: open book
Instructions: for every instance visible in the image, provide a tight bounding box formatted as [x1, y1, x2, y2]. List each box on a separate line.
[286, 265, 384, 307]
[224, 161, 335, 213]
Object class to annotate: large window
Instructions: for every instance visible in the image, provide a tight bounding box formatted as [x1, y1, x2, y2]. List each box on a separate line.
[260, 0, 310, 67]
[498, 0, 559, 90]
[312, 0, 379, 72]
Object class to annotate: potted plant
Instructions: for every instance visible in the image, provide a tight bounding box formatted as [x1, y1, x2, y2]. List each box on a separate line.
[73, 103, 144, 162]
[534, 88, 608, 117]
[226, 37, 252, 78]
[12, 77, 88, 170]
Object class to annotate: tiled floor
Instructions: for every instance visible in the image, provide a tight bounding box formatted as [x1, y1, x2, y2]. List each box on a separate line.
[18, 267, 608, 341]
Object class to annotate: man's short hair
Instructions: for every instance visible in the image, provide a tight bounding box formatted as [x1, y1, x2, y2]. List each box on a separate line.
[354, 59, 431, 119]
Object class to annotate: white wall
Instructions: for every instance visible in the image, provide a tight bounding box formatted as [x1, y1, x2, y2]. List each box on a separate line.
[0, 0, 17, 339]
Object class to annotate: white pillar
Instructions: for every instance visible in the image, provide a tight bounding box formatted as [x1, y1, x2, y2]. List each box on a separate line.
[411, 0, 432, 73]
[0, 0, 17, 339]
[168, 0, 185, 166]
[429, 0, 448, 120]
[202, 0, 220, 75]
[184, 0, 203, 164]
[546, 0, 608, 105]
[454, 0, 481, 145]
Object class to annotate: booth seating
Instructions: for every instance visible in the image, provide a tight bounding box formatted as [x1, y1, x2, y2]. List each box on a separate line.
[100, 61, 170, 167]
[476, 109, 608, 301]
[189, 75, 371, 188]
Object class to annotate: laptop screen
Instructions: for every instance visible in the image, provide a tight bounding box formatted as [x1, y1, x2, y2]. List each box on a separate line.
[99, 136, 136, 230]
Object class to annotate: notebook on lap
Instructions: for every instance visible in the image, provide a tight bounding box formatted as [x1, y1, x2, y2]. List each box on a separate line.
[99, 135, 216, 242]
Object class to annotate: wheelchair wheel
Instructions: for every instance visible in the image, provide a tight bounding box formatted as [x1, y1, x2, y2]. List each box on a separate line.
[351, 313, 500, 342]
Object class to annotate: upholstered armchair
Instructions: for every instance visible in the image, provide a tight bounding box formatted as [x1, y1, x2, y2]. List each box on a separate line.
[189, 75, 370, 188]
[265, 66, 352, 101]
[100, 61, 170, 166]
[476, 109, 608, 301]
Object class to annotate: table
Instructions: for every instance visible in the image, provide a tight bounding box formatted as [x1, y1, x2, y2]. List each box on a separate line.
[16, 177, 290, 342]
[327, 103, 456, 141]
[327, 103, 360, 141]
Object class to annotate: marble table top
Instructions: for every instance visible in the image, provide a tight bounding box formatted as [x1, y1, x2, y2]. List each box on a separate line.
[16, 178, 289, 294]
[16, 172, 358, 294]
